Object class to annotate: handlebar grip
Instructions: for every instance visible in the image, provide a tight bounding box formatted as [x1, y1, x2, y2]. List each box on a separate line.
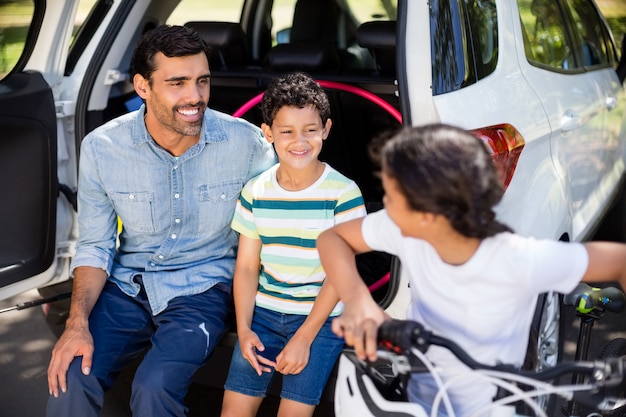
[378, 319, 430, 352]
[564, 283, 625, 314]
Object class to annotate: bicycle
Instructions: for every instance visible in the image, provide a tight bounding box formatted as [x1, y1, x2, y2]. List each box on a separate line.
[333, 283, 626, 417]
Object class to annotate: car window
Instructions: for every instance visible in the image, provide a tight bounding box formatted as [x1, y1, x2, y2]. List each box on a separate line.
[344, 0, 397, 22]
[271, 0, 298, 44]
[167, 0, 245, 24]
[467, 0, 498, 81]
[597, 1, 626, 55]
[0, 0, 35, 80]
[564, 0, 613, 67]
[269, 0, 399, 49]
[518, 0, 575, 70]
[65, 0, 102, 75]
[270, 0, 395, 46]
[73, 0, 99, 39]
[431, 0, 498, 95]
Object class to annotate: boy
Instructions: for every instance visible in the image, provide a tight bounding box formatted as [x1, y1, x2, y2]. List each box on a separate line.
[220, 72, 366, 417]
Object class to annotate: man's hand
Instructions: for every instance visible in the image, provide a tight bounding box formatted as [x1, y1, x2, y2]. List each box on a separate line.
[331, 297, 388, 362]
[47, 323, 94, 397]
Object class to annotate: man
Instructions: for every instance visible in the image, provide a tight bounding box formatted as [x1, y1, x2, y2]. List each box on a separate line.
[46, 25, 276, 416]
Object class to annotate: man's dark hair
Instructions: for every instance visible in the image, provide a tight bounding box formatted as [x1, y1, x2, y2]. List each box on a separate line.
[130, 25, 211, 83]
[260, 71, 331, 126]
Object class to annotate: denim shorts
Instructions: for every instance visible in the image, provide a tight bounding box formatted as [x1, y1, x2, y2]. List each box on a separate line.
[224, 305, 344, 405]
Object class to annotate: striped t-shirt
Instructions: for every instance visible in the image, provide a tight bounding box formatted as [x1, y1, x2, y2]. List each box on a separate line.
[231, 163, 367, 315]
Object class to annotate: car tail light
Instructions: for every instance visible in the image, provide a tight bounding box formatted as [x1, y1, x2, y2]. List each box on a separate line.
[472, 124, 525, 189]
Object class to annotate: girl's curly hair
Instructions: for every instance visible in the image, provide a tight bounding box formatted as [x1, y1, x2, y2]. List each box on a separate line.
[370, 124, 512, 238]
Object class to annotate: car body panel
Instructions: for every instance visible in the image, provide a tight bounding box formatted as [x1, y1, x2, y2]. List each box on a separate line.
[0, 0, 81, 299]
[0, 71, 58, 295]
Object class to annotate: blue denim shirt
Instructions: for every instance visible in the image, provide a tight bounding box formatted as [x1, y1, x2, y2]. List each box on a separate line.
[70, 105, 276, 314]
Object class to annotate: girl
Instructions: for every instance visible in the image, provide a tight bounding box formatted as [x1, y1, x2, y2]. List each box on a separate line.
[317, 123, 626, 417]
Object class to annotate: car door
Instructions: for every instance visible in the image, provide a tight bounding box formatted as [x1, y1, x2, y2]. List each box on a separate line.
[516, 0, 624, 242]
[0, 0, 81, 299]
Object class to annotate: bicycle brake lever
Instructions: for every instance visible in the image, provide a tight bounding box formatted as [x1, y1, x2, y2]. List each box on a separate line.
[375, 350, 412, 374]
[590, 357, 624, 387]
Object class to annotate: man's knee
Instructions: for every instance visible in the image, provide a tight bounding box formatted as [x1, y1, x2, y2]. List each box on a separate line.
[46, 360, 104, 417]
[130, 366, 188, 416]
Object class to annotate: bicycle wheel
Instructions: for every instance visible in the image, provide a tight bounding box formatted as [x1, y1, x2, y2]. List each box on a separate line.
[600, 338, 626, 358]
[586, 338, 626, 416]
[517, 292, 564, 416]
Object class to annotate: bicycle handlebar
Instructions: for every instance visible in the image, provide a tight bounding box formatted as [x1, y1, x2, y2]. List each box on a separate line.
[371, 285, 626, 414]
[377, 319, 624, 385]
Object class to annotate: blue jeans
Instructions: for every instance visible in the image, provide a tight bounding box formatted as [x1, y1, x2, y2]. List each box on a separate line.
[46, 279, 233, 417]
[224, 305, 344, 405]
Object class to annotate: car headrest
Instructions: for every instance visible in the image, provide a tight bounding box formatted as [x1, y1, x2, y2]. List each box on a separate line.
[357, 21, 396, 75]
[267, 43, 340, 73]
[357, 21, 396, 50]
[290, 0, 340, 45]
[184, 21, 248, 70]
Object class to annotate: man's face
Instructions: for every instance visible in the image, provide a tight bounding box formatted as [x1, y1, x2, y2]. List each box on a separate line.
[136, 52, 211, 138]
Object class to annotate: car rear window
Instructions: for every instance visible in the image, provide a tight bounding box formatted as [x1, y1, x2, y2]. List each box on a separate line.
[518, 0, 618, 71]
[167, 0, 245, 24]
[431, 0, 498, 95]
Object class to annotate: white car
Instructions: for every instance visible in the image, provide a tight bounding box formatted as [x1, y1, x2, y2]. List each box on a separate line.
[0, 0, 624, 411]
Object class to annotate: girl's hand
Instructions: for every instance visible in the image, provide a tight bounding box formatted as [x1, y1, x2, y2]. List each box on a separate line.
[238, 329, 276, 375]
[331, 297, 388, 361]
[275, 334, 311, 375]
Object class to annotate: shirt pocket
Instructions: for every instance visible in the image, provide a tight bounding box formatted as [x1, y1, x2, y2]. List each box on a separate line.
[299, 219, 335, 248]
[198, 180, 243, 234]
[110, 191, 156, 234]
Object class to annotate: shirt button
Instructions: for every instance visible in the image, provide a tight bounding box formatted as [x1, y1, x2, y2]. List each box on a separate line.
[220, 193, 226, 200]
[158, 255, 164, 259]
[129, 194, 135, 199]
[171, 234, 177, 239]
[174, 193, 180, 199]
[175, 218, 181, 224]
[150, 262, 155, 266]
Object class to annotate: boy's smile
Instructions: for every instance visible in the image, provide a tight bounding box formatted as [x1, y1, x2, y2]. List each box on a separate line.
[262, 105, 332, 189]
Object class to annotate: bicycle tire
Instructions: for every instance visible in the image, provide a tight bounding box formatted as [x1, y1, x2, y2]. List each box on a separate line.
[599, 338, 626, 359]
[582, 338, 626, 416]
[517, 292, 564, 416]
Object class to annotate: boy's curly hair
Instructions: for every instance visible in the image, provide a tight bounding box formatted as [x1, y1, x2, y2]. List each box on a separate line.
[261, 72, 331, 126]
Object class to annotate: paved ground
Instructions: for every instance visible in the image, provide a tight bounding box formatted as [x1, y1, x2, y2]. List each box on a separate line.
[0, 289, 333, 417]
[0, 283, 624, 417]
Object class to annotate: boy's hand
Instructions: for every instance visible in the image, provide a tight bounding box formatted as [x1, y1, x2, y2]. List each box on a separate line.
[275, 334, 311, 375]
[238, 329, 276, 375]
[332, 297, 387, 362]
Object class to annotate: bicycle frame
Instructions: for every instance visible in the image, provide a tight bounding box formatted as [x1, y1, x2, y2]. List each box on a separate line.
[335, 347, 621, 417]
[334, 284, 626, 417]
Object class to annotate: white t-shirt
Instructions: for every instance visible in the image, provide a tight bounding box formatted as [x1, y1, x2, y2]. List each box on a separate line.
[361, 209, 587, 417]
